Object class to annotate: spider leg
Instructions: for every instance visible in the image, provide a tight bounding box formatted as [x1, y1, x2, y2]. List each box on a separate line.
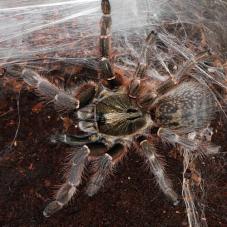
[50, 133, 101, 146]
[99, 0, 123, 89]
[139, 139, 179, 205]
[43, 145, 90, 217]
[22, 68, 98, 110]
[86, 143, 127, 196]
[156, 50, 211, 95]
[22, 68, 79, 110]
[129, 31, 157, 98]
[99, 0, 133, 89]
[2, 58, 101, 89]
[157, 128, 220, 158]
[135, 31, 157, 79]
[73, 81, 98, 108]
[158, 128, 221, 156]
[85, 153, 113, 197]
[100, 57, 115, 81]
[100, 0, 112, 58]
[157, 128, 198, 151]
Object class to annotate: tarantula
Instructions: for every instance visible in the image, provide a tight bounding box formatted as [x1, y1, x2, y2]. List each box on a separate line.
[19, 0, 220, 218]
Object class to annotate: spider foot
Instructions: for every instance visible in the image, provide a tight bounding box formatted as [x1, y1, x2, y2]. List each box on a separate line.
[43, 201, 63, 218]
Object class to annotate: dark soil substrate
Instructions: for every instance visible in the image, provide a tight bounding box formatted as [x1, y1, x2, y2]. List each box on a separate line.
[0, 78, 226, 227]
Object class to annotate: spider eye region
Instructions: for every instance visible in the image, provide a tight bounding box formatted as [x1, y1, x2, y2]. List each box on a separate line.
[125, 108, 143, 121]
[126, 108, 139, 113]
[96, 94, 148, 136]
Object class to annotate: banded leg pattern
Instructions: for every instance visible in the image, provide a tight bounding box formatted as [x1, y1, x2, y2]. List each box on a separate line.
[86, 153, 113, 196]
[129, 31, 157, 99]
[43, 145, 90, 217]
[86, 143, 127, 196]
[140, 139, 179, 205]
[22, 69, 79, 110]
[100, 0, 112, 58]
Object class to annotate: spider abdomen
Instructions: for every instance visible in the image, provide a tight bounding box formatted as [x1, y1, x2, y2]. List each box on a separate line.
[155, 81, 216, 132]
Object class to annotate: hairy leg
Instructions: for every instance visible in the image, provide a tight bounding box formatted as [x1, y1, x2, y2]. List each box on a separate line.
[156, 50, 211, 95]
[99, 0, 124, 89]
[127, 31, 158, 109]
[85, 143, 127, 196]
[129, 31, 157, 98]
[22, 68, 97, 110]
[157, 127, 220, 157]
[134, 31, 157, 79]
[50, 133, 101, 146]
[100, 0, 112, 58]
[158, 128, 198, 150]
[139, 139, 179, 205]
[85, 153, 113, 196]
[43, 145, 90, 217]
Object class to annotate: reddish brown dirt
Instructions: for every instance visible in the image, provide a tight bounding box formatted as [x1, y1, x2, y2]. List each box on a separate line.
[0, 79, 226, 227]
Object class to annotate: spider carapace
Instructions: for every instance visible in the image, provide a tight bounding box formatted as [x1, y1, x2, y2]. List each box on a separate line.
[89, 94, 150, 136]
[19, 0, 219, 217]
